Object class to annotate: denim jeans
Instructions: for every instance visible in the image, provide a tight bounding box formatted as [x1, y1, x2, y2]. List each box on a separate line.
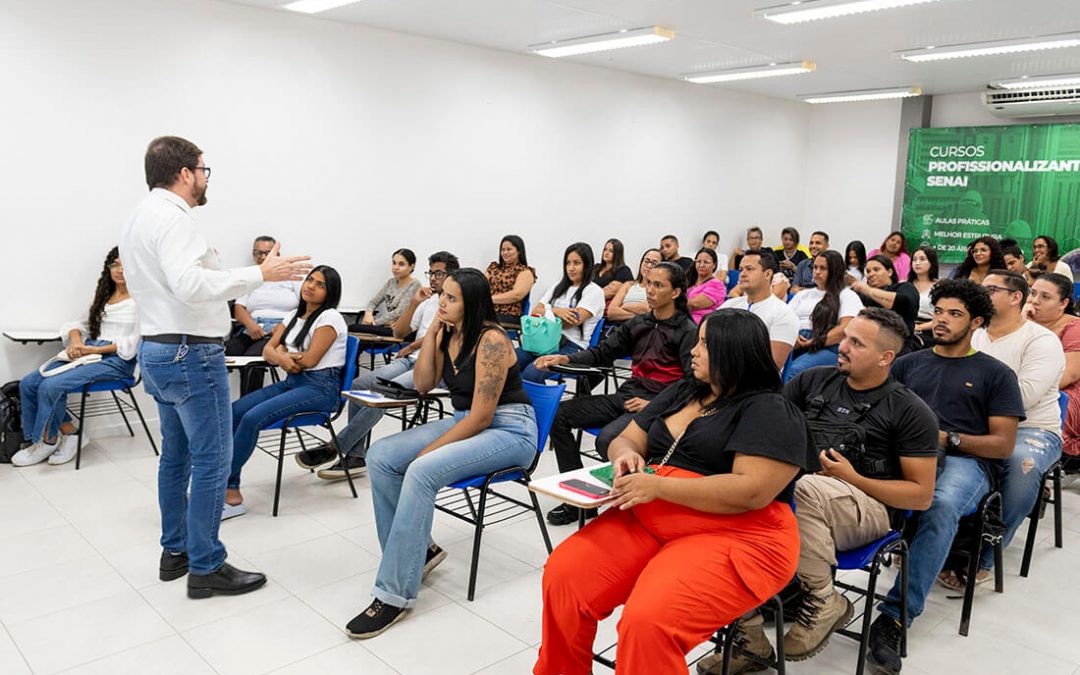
[229, 367, 342, 489]
[20, 340, 136, 443]
[338, 356, 417, 458]
[979, 427, 1063, 570]
[140, 340, 232, 576]
[880, 454, 991, 625]
[516, 342, 582, 384]
[783, 330, 839, 383]
[367, 403, 537, 607]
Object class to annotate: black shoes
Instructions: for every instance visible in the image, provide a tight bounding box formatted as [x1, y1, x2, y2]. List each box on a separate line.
[187, 562, 268, 599]
[423, 544, 447, 580]
[546, 503, 597, 526]
[346, 599, 408, 639]
[317, 455, 367, 481]
[295, 444, 338, 470]
[867, 614, 903, 674]
[159, 551, 189, 582]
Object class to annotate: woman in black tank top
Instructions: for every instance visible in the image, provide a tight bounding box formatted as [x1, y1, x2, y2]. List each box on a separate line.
[346, 269, 538, 640]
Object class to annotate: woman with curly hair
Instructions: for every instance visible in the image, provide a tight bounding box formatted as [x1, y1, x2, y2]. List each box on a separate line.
[951, 236, 1005, 284]
[14, 246, 140, 466]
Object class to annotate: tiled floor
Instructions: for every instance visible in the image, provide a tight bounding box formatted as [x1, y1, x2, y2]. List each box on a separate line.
[4, 406, 1080, 674]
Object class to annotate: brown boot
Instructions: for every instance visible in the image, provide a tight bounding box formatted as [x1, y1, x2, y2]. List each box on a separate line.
[696, 612, 774, 675]
[783, 590, 853, 661]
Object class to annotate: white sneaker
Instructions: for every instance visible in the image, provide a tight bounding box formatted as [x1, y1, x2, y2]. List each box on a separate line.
[12, 440, 60, 467]
[48, 433, 82, 465]
[221, 503, 247, 521]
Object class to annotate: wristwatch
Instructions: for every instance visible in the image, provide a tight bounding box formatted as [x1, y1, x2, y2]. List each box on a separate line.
[946, 431, 961, 452]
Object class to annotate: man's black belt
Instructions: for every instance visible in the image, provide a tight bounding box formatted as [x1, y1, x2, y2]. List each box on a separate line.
[144, 334, 224, 345]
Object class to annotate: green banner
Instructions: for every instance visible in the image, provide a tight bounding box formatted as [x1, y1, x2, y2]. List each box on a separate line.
[901, 124, 1080, 263]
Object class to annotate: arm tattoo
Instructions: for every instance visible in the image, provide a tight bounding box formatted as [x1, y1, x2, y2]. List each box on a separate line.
[477, 336, 508, 402]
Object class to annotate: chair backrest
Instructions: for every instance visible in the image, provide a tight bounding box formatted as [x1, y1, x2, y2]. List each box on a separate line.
[522, 380, 566, 453]
[588, 317, 605, 348]
[521, 294, 531, 318]
[1073, 282, 1080, 303]
[726, 269, 740, 292]
[340, 336, 360, 404]
[1059, 390, 1069, 432]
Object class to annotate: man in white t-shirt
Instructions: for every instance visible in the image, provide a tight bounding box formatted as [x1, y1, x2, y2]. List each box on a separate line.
[720, 250, 798, 370]
[970, 270, 1064, 580]
[297, 252, 460, 479]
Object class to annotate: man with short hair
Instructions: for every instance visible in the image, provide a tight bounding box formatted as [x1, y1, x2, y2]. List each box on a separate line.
[698, 308, 938, 673]
[789, 231, 830, 293]
[297, 251, 460, 479]
[968, 270, 1064, 582]
[866, 279, 1024, 675]
[720, 250, 798, 370]
[659, 234, 694, 275]
[120, 136, 310, 598]
[1001, 244, 1034, 284]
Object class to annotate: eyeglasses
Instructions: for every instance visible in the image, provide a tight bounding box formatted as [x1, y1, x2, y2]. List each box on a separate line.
[425, 270, 449, 279]
[642, 259, 660, 268]
[252, 250, 272, 258]
[192, 166, 212, 178]
[984, 284, 1014, 295]
[108, 262, 123, 270]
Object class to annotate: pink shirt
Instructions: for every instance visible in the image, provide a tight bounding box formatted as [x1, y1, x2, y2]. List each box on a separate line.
[688, 279, 727, 324]
[869, 249, 911, 282]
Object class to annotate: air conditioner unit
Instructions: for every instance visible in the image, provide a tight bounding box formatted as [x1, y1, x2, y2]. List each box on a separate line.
[982, 87, 1080, 118]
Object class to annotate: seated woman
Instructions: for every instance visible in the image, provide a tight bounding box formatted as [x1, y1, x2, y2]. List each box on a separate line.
[14, 247, 140, 467]
[607, 248, 662, 324]
[849, 254, 921, 353]
[594, 238, 634, 303]
[515, 242, 606, 383]
[345, 268, 537, 638]
[869, 231, 912, 282]
[486, 234, 537, 322]
[1025, 273, 1080, 469]
[730, 226, 765, 271]
[845, 240, 867, 282]
[534, 308, 815, 675]
[686, 248, 727, 323]
[909, 245, 939, 346]
[774, 227, 809, 282]
[950, 236, 1004, 284]
[226, 266, 347, 518]
[701, 230, 730, 273]
[785, 250, 863, 382]
[350, 249, 420, 335]
[1030, 234, 1074, 282]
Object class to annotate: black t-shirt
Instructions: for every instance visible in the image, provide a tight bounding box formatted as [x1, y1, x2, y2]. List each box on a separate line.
[595, 265, 634, 289]
[774, 247, 810, 280]
[669, 256, 694, 276]
[860, 283, 920, 353]
[891, 350, 1025, 460]
[785, 367, 939, 481]
[632, 380, 817, 504]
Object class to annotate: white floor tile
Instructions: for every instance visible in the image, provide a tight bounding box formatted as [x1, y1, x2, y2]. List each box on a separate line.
[270, 642, 398, 675]
[295, 569, 452, 628]
[422, 536, 537, 602]
[246, 533, 380, 593]
[0, 625, 31, 675]
[0, 554, 131, 624]
[472, 647, 538, 674]
[0, 525, 98, 578]
[60, 635, 215, 675]
[216, 509, 334, 558]
[460, 569, 544, 645]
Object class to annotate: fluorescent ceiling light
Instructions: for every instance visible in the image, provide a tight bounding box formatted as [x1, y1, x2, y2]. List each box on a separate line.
[756, 0, 943, 25]
[991, 73, 1080, 90]
[899, 33, 1080, 62]
[530, 26, 674, 58]
[683, 61, 816, 84]
[798, 86, 922, 103]
[282, 0, 364, 14]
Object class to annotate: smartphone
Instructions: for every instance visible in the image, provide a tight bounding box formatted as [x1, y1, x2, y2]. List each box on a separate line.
[559, 479, 611, 499]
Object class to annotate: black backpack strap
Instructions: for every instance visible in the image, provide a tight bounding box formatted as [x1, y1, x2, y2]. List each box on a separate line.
[850, 380, 904, 423]
[806, 370, 848, 420]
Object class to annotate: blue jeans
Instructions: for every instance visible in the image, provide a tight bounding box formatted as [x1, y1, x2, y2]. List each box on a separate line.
[783, 330, 839, 383]
[367, 403, 537, 607]
[516, 342, 582, 383]
[140, 340, 232, 576]
[338, 357, 417, 458]
[20, 340, 135, 443]
[229, 367, 342, 489]
[979, 428, 1062, 570]
[880, 454, 991, 625]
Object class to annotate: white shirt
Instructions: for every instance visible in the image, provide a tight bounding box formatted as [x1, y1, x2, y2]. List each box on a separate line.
[788, 288, 864, 331]
[235, 281, 301, 321]
[721, 294, 798, 346]
[60, 297, 141, 361]
[281, 308, 348, 371]
[119, 189, 263, 338]
[622, 283, 648, 306]
[408, 294, 440, 360]
[972, 321, 1065, 435]
[540, 282, 607, 348]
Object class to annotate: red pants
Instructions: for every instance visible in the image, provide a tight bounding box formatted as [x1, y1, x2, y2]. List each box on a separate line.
[533, 466, 799, 675]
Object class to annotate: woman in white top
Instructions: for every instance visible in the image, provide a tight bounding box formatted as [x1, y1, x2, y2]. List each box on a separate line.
[14, 247, 141, 467]
[908, 245, 939, 344]
[607, 248, 662, 323]
[1030, 235, 1074, 282]
[515, 242, 606, 383]
[226, 266, 348, 516]
[784, 250, 864, 382]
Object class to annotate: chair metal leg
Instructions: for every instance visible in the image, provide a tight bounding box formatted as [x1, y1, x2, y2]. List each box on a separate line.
[127, 387, 159, 455]
[855, 562, 881, 675]
[327, 422, 357, 499]
[110, 391, 135, 436]
[1020, 494, 1042, 578]
[772, 598, 786, 675]
[959, 515, 984, 636]
[899, 543, 909, 658]
[466, 488, 490, 602]
[1054, 465, 1064, 549]
[527, 487, 553, 554]
[76, 390, 88, 470]
[720, 620, 735, 675]
[272, 428, 287, 517]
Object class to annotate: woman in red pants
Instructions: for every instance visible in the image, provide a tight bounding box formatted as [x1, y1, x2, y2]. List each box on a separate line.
[535, 308, 816, 675]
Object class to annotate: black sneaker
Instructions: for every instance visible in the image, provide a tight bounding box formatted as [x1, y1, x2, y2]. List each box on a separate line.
[546, 503, 598, 526]
[866, 614, 903, 675]
[423, 544, 448, 580]
[317, 455, 367, 480]
[346, 599, 407, 639]
[295, 444, 338, 470]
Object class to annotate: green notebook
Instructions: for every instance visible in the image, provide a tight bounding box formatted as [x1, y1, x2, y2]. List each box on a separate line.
[589, 464, 655, 486]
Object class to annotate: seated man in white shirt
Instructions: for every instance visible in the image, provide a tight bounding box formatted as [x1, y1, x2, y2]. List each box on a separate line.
[720, 250, 799, 370]
[226, 235, 302, 394]
[296, 251, 459, 479]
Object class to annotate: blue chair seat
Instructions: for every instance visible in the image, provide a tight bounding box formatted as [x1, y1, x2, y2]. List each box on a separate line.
[449, 470, 526, 490]
[84, 378, 137, 393]
[584, 427, 601, 437]
[836, 530, 901, 570]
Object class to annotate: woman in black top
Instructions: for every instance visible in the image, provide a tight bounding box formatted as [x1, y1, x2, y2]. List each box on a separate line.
[535, 309, 816, 675]
[850, 254, 920, 352]
[346, 269, 538, 639]
[594, 238, 634, 301]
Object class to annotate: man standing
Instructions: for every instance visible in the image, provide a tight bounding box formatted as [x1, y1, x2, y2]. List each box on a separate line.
[720, 250, 798, 370]
[659, 234, 694, 276]
[120, 136, 310, 598]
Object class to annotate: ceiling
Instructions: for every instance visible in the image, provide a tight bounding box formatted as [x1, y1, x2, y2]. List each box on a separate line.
[222, 0, 1080, 100]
